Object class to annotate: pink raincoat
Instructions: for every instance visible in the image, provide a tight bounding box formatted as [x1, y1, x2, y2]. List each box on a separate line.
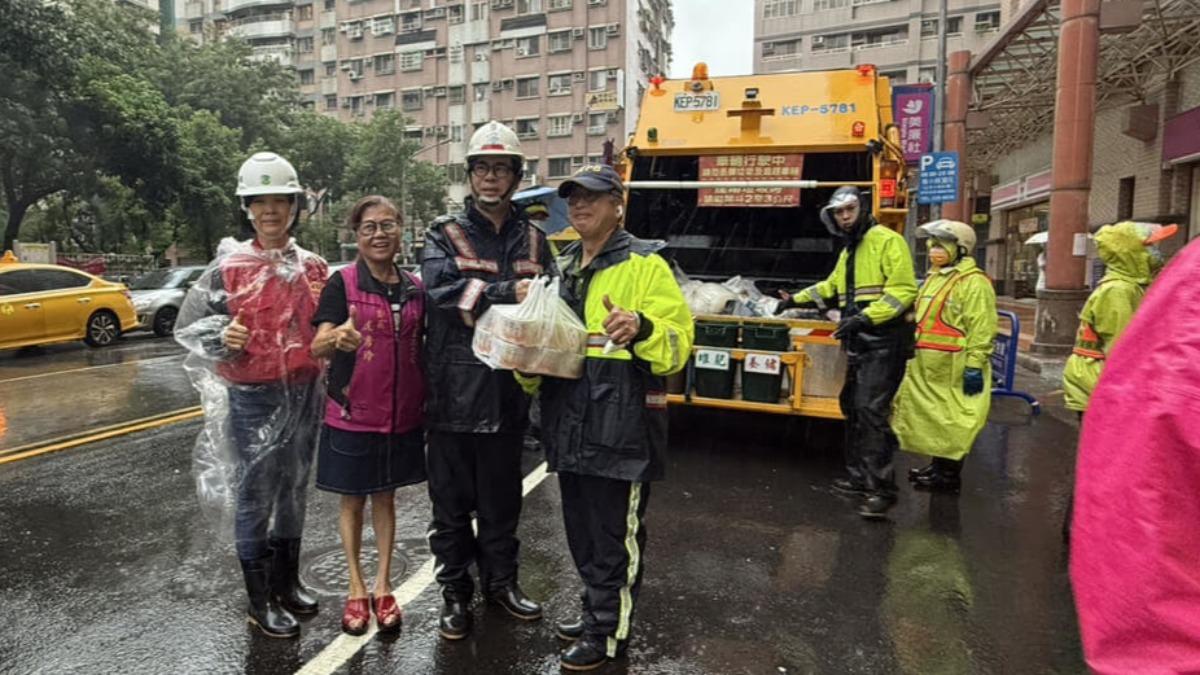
[1070, 238, 1200, 674]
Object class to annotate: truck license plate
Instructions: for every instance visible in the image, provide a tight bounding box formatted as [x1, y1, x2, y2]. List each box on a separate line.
[694, 349, 731, 371]
[674, 92, 721, 112]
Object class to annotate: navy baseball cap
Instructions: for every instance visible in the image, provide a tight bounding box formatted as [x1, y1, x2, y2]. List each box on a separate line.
[557, 164, 625, 197]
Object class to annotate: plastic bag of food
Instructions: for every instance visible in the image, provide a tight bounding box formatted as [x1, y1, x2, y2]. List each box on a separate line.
[688, 282, 739, 315]
[473, 277, 587, 379]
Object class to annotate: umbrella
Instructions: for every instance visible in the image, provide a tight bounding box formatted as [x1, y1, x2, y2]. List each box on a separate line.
[1024, 231, 1048, 246]
[513, 186, 570, 235]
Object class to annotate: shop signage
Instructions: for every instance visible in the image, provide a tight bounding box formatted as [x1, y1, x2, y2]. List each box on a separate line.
[892, 84, 935, 164]
[1163, 106, 1200, 164]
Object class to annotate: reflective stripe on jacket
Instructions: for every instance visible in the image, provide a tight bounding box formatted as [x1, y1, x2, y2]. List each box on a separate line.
[538, 229, 694, 483]
[324, 262, 425, 435]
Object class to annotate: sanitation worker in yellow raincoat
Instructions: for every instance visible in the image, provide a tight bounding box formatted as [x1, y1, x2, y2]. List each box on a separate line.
[1062, 221, 1178, 413]
[892, 220, 996, 493]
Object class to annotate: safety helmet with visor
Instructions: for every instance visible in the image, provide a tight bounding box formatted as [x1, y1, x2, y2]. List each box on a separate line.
[236, 151, 305, 228]
[919, 219, 976, 267]
[819, 186, 864, 235]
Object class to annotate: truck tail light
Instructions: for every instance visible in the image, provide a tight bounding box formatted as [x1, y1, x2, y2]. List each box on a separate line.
[879, 160, 900, 207]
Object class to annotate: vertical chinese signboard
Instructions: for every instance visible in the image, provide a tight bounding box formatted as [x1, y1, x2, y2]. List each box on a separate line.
[892, 84, 935, 164]
[698, 154, 804, 208]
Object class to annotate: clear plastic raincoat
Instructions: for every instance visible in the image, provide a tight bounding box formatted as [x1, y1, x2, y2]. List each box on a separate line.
[174, 237, 328, 555]
[1062, 222, 1153, 412]
[892, 256, 997, 460]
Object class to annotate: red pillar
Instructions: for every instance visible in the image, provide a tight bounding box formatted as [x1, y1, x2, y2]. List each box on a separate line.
[1034, 0, 1100, 353]
[942, 50, 972, 222]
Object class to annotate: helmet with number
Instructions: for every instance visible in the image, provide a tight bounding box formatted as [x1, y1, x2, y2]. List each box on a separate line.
[236, 152, 304, 197]
[466, 121, 526, 165]
[919, 219, 977, 253]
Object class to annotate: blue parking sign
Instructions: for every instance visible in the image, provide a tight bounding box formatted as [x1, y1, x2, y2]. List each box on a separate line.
[918, 152, 959, 205]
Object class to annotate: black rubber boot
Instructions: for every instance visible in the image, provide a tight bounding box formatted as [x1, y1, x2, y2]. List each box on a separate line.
[560, 636, 611, 671]
[438, 591, 472, 641]
[858, 493, 897, 520]
[487, 583, 543, 621]
[907, 463, 936, 482]
[240, 556, 300, 638]
[270, 538, 319, 615]
[831, 477, 870, 495]
[913, 458, 963, 493]
[555, 617, 584, 641]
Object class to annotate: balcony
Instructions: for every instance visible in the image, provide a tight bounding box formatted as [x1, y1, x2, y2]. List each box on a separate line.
[225, 0, 290, 15]
[251, 45, 294, 67]
[228, 16, 294, 40]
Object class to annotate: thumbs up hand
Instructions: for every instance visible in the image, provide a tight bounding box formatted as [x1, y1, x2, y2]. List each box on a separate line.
[223, 310, 251, 352]
[333, 306, 362, 353]
[601, 294, 640, 346]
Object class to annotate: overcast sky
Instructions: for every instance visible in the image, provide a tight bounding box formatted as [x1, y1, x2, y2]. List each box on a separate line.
[669, 0, 755, 78]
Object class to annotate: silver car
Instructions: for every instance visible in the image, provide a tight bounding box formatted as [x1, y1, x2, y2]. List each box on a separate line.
[129, 266, 206, 336]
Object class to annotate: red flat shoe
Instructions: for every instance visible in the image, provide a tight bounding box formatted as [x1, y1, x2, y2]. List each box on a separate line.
[342, 597, 370, 636]
[372, 594, 402, 632]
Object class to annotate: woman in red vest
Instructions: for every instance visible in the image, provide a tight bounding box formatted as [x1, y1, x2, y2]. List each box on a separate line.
[310, 196, 426, 635]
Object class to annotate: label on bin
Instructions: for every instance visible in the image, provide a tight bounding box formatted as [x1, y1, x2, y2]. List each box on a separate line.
[744, 353, 782, 375]
[694, 349, 731, 371]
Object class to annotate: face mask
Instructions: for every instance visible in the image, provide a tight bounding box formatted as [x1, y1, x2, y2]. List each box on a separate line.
[927, 238, 957, 267]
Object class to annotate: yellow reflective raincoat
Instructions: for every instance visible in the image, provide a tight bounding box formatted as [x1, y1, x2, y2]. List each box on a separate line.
[892, 256, 997, 460]
[1062, 223, 1153, 412]
[792, 223, 918, 327]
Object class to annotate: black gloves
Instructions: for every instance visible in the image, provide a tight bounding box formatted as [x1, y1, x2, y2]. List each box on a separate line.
[963, 367, 985, 396]
[832, 314, 871, 340]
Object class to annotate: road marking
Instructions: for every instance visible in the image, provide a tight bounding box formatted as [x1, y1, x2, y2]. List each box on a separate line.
[297, 461, 552, 675]
[0, 406, 202, 465]
[0, 353, 185, 384]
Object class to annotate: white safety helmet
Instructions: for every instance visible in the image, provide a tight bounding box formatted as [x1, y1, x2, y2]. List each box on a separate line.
[919, 219, 977, 253]
[819, 185, 864, 234]
[466, 121, 525, 165]
[236, 152, 304, 227]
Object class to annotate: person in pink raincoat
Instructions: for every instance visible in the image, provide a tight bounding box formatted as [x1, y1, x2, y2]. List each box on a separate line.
[1070, 237, 1200, 674]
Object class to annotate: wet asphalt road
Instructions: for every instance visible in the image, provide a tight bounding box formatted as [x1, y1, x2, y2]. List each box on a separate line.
[0, 334, 194, 451]
[0, 359, 1086, 675]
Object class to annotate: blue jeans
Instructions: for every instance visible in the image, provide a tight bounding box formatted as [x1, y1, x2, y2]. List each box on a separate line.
[227, 382, 319, 560]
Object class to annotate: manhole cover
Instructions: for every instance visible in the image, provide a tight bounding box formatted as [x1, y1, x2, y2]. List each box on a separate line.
[300, 537, 429, 596]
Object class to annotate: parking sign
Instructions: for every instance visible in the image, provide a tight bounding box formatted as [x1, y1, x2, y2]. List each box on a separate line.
[918, 152, 960, 205]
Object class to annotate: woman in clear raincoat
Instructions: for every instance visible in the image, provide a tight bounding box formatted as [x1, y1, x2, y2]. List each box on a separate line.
[891, 220, 997, 493]
[175, 152, 328, 638]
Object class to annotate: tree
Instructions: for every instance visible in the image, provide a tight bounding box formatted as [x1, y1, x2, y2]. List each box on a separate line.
[175, 110, 242, 258]
[343, 110, 449, 227]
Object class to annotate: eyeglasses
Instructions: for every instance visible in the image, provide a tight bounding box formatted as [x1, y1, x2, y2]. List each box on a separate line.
[566, 191, 609, 206]
[356, 220, 400, 236]
[470, 163, 515, 178]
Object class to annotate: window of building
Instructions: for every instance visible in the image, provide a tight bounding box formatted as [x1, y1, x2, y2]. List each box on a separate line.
[324, 61, 336, 76]
[918, 67, 936, 83]
[549, 0, 571, 9]
[448, 85, 466, 104]
[297, 37, 314, 53]
[374, 16, 396, 35]
[587, 111, 607, 135]
[189, 19, 203, 33]
[516, 36, 540, 57]
[921, 17, 963, 37]
[448, 164, 467, 182]
[402, 89, 423, 111]
[400, 51, 423, 71]
[516, 118, 540, 139]
[762, 39, 800, 58]
[375, 92, 394, 109]
[975, 10, 1001, 31]
[347, 58, 364, 77]
[880, 69, 906, 84]
[516, 76, 540, 98]
[375, 53, 395, 74]
[474, 83, 489, 101]
[451, 124, 464, 142]
[524, 159, 539, 180]
[449, 4, 464, 23]
[299, 69, 315, 85]
[321, 27, 336, 45]
[404, 127, 422, 141]
[324, 0, 334, 10]
[852, 26, 908, 48]
[297, 4, 313, 20]
[588, 27, 607, 50]
[948, 17, 963, 34]
[812, 0, 848, 11]
[517, 0, 542, 13]
[325, 95, 338, 110]
[548, 73, 572, 95]
[400, 12, 421, 33]
[548, 114, 572, 137]
[1118, 176, 1136, 219]
[588, 69, 606, 92]
[548, 157, 572, 177]
[548, 30, 572, 52]
[763, 0, 798, 18]
[811, 33, 848, 51]
[471, 2, 487, 21]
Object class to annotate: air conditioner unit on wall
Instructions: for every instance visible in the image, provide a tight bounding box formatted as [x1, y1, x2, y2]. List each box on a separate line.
[812, 35, 825, 45]
[571, 27, 584, 38]
[606, 23, 619, 36]
[572, 113, 583, 123]
[572, 71, 586, 82]
[587, 0, 606, 5]
[516, 45, 533, 57]
[492, 81, 504, 91]
[606, 68, 618, 80]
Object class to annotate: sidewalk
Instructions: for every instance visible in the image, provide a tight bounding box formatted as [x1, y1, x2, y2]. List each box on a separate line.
[996, 296, 1037, 352]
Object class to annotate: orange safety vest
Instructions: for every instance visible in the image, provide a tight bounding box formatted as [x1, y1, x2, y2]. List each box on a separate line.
[914, 270, 984, 353]
[1072, 322, 1105, 360]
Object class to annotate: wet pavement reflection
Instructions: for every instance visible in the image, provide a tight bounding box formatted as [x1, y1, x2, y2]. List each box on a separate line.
[0, 374, 1085, 673]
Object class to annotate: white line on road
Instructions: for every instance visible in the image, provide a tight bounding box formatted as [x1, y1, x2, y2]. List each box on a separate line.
[0, 354, 185, 384]
[296, 461, 551, 675]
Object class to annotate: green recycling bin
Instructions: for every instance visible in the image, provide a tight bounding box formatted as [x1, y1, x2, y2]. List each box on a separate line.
[741, 323, 791, 403]
[692, 321, 738, 399]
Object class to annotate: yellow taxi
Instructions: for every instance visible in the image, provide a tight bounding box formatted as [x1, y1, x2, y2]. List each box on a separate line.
[0, 253, 140, 350]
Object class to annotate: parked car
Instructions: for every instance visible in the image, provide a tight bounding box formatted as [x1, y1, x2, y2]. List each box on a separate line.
[129, 266, 206, 337]
[0, 260, 140, 350]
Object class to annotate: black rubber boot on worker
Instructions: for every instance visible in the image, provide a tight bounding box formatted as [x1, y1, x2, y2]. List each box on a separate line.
[438, 593, 472, 640]
[240, 556, 300, 638]
[555, 617, 585, 641]
[560, 636, 611, 671]
[487, 583, 543, 621]
[858, 493, 897, 520]
[914, 458, 963, 493]
[831, 477, 871, 496]
[907, 463, 936, 482]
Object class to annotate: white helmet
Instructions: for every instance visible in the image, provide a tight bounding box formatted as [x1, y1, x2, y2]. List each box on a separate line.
[919, 219, 977, 252]
[466, 121, 525, 164]
[236, 152, 304, 197]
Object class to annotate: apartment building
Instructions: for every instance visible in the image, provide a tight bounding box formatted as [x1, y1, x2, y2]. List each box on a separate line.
[753, 0, 1002, 85]
[177, 0, 674, 203]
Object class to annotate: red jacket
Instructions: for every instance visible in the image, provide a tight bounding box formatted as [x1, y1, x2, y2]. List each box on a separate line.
[217, 240, 328, 385]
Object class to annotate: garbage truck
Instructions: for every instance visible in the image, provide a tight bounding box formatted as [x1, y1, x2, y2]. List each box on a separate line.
[614, 63, 910, 419]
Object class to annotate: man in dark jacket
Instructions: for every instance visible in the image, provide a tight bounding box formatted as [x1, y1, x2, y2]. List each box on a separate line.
[422, 121, 555, 640]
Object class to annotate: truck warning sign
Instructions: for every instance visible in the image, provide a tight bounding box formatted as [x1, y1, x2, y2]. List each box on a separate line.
[698, 154, 804, 208]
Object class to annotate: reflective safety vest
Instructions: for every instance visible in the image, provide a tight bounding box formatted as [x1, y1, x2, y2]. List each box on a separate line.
[914, 270, 985, 353]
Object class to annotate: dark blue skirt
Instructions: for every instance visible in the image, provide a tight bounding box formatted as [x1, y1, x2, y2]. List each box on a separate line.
[316, 425, 427, 495]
